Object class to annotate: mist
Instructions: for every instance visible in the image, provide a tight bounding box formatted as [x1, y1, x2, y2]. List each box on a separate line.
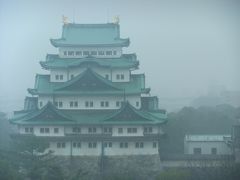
[0, 0, 239, 113]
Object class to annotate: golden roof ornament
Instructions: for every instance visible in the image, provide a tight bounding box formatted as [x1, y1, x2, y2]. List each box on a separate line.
[62, 15, 69, 25]
[113, 16, 120, 24]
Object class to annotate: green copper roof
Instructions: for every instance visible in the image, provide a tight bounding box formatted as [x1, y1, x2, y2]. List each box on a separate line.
[28, 69, 149, 96]
[40, 54, 139, 70]
[56, 68, 121, 92]
[50, 23, 129, 47]
[11, 102, 167, 125]
[11, 102, 75, 125]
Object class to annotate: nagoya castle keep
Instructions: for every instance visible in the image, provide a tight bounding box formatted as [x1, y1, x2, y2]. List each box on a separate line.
[11, 19, 167, 161]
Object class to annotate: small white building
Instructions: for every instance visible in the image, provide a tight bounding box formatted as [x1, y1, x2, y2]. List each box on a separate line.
[184, 135, 232, 155]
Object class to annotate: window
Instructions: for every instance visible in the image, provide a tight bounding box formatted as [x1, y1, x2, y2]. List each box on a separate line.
[98, 51, 105, 55]
[120, 74, 124, 80]
[116, 101, 120, 107]
[83, 51, 89, 56]
[211, 148, 217, 155]
[193, 148, 202, 155]
[118, 128, 123, 134]
[64, 51, 67, 56]
[57, 142, 65, 148]
[68, 51, 74, 56]
[113, 50, 117, 55]
[136, 101, 139, 107]
[104, 142, 112, 148]
[73, 142, 81, 148]
[54, 128, 59, 134]
[116, 74, 120, 80]
[54, 101, 58, 107]
[90, 101, 93, 107]
[74, 101, 78, 107]
[25, 127, 29, 133]
[127, 128, 137, 133]
[29, 127, 33, 133]
[85, 101, 89, 107]
[40, 127, 49, 134]
[100, 101, 104, 107]
[59, 102, 63, 108]
[105, 74, 109, 80]
[73, 127, 81, 133]
[40, 128, 44, 133]
[106, 51, 112, 55]
[39, 101, 43, 107]
[135, 142, 144, 148]
[91, 51, 97, 55]
[88, 127, 97, 133]
[144, 127, 153, 133]
[153, 142, 157, 148]
[70, 101, 74, 107]
[88, 142, 97, 148]
[55, 75, 59, 80]
[71, 75, 74, 79]
[104, 127, 112, 134]
[105, 101, 109, 107]
[120, 142, 128, 148]
[59, 75, 63, 80]
[75, 51, 82, 56]
[45, 128, 49, 133]
[100, 101, 109, 107]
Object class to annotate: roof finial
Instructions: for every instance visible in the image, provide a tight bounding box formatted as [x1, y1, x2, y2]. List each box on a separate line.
[62, 15, 69, 25]
[113, 16, 120, 24]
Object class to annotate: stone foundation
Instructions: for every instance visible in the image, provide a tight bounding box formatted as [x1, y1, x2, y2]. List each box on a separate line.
[55, 154, 162, 180]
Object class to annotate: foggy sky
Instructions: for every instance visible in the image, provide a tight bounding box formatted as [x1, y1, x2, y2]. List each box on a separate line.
[0, 0, 239, 112]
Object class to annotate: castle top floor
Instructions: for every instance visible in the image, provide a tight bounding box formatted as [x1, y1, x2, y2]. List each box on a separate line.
[50, 23, 130, 58]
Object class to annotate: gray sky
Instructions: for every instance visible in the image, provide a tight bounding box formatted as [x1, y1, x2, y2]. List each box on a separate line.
[0, 0, 239, 112]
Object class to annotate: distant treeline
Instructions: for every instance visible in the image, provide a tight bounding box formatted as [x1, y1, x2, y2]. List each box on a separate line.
[160, 104, 240, 154]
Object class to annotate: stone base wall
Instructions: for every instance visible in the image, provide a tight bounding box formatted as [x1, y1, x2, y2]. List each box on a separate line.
[55, 154, 162, 180]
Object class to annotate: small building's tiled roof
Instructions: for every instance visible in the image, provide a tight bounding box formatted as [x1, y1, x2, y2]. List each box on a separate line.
[28, 69, 149, 96]
[50, 23, 129, 47]
[10, 102, 167, 125]
[40, 54, 139, 70]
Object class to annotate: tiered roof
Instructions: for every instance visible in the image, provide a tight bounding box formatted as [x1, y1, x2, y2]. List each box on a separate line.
[50, 23, 129, 47]
[28, 68, 150, 95]
[11, 102, 167, 125]
[40, 54, 139, 70]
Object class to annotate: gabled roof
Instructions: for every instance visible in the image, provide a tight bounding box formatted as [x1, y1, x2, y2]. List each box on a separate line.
[50, 23, 129, 47]
[11, 102, 167, 125]
[11, 102, 75, 125]
[55, 68, 121, 92]
[28, 72, 149, 96]
[103, 102, 167, 124]
[40, 54, 139, 70]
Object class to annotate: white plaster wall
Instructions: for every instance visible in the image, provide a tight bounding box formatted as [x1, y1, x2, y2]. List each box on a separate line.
[19, 126, 34, 134]
[71, 142, 102, 156]
[50, 69, 68, 82]
[184, 141, 232, 155]
[111, 68, 130, 82]
[38, 95, 53, 108]
[64, 126, 102, 134]
[104, 141, 159, 156]
[53, 95, 140, 110]
[49, 141, 158, 156]
[53, 67, 131, 83]
[126, 95, 141, 109]
[34, 126, 65, 136]
[112, 126, 158, 137]
[49, 142, 72, 156]
[59, 47, 122, 58]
